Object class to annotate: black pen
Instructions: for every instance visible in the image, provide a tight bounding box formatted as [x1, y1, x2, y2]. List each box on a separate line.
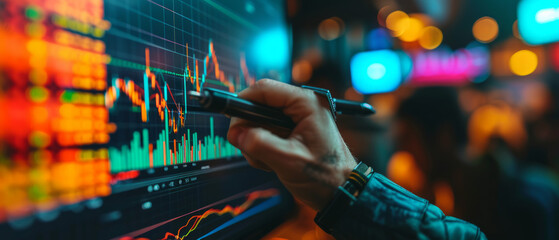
[188, 87, 375, 129]
[334, 98, 376, 116]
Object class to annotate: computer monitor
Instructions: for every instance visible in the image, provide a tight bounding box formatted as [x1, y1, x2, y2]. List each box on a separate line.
[0, 0, 293, 239]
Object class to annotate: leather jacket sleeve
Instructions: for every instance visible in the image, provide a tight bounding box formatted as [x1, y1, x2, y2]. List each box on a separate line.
[329, 173, 487, 240]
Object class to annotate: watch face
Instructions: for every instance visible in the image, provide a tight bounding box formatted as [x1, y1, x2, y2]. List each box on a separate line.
[354, 162, 373, 175]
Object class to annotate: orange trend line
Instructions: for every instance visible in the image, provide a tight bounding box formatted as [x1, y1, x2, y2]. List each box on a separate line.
[105, 78, 148, 122]
[184, 41, 236, 92]
[158, 189, 279, 240]
[106, 48, 183, 123]
[106, 41, 245, 126]
[240, 53, 255, 86]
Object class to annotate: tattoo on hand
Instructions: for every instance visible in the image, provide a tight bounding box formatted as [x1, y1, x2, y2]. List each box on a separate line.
[302, 151, 342, 188]
[320, 151, 339, 165]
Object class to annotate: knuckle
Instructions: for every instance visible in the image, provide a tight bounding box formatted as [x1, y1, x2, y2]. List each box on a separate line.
[253, 78, 273, 89]
[243, 130, 261, 153]
[304, 89, 319, 103]
[295, 88, 320, 109]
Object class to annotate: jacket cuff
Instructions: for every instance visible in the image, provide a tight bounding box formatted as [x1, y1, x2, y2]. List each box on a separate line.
[328, 173, 486, 240]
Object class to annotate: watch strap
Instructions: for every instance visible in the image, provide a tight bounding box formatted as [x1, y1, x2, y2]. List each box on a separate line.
[314, 186, 356, 234]
[315, 162, 373, 234]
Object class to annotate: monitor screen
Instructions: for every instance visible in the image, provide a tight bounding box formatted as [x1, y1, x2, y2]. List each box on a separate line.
[0, 0, 293, 239]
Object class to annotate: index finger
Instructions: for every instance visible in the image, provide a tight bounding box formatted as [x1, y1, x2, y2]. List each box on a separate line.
[239, 79, 320, 123]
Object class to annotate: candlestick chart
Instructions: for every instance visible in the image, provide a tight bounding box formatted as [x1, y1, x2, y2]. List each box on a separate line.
[0, 0, 292, 239]
[105, 41, 246, 172]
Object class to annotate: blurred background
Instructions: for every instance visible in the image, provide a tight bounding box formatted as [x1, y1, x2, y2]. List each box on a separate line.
[265, 0, 559, 239]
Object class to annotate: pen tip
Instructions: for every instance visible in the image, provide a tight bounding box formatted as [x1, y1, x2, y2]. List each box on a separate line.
[361, 103, 376, 114]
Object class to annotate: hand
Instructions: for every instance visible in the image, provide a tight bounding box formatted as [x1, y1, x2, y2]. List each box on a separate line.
[227, 79, 357, 211]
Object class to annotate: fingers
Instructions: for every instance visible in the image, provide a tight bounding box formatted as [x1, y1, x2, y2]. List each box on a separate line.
[239, 79, 320, 123]
[228, 115, 290, 138]
[241, 152, 272, 172]
[230, 124, 274, 171]
[228, 117, 306, 172]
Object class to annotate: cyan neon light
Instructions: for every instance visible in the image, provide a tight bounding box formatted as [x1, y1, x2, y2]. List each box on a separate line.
[536, 7, 559, 23]
[251, 28, 289, 68]
[397, 51, 413, 82]
[350, 50, 402, 94]
[518, 0, 559, 45]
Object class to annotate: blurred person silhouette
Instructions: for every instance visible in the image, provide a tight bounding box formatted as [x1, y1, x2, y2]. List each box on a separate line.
[392, 87, 487, 225]
[499, 80, 559, 240]
[468, 83, 559, 240]
[391, 86, 559, 240]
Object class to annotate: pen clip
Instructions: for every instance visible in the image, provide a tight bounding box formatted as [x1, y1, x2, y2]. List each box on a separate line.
[301, 85, 337, 121]
[204, 87, 238, 98]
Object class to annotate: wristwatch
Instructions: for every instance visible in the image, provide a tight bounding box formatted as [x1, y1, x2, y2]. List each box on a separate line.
[314, 162, 373, 234]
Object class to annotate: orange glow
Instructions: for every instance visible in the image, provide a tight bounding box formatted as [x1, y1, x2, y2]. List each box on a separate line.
[399, 17, 424, 42]
[410, 13, 433, 26]
[433, 182, 454, 215]
[31, 106, 49, 124]
[0, 0, 112, 220]
[377, 6, 396, 27]
[368, 93, 398, 119]
[468, 104, 527, 155]
[387, 151, 425, 193]
[287, 0, 299, 17]
[419, 26, 443, 50]
[520, 82, 551, 121]
[29, 69, 48, 85]
[386, 11, 410, 37]
[509, 50, 538, 76]
[512, 20, 521, 39]
[292, 60, 313, 83]
[344, 87, 363, 101]
[318, 17, 344, 41]
[473, 17, 499, 43]
[459, 89, 487, 113]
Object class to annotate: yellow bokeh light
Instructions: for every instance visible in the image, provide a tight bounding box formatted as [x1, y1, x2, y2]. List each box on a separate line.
[419, 26, 443, 49]
[473, 17, 499, 43]
[509, 50, 538, 76]
[399, 17, 424, 42]
[386, 11, 409, 37]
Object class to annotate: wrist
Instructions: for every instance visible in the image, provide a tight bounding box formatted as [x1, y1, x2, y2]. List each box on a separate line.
[314, 162, 373, 235]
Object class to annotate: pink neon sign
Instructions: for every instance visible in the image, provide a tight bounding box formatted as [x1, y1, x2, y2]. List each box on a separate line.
[409, 45, 490, 85]
[552, 43, 559, 71]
